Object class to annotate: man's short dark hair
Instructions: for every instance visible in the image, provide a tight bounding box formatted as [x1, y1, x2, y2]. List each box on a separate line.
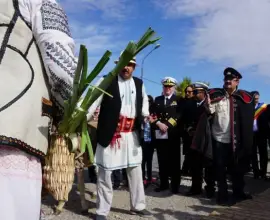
[251, 91, 260, 96]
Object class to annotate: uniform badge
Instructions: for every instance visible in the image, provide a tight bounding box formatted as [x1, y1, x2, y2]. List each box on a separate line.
[170, 101, 177, 106]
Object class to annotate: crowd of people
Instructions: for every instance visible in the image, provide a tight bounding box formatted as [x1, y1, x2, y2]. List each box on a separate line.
[1, 1, 270, 220]
[86, 67, 270, 220]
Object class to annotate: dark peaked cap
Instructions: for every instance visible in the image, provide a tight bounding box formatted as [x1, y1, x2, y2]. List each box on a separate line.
[224, 67, 242, 79]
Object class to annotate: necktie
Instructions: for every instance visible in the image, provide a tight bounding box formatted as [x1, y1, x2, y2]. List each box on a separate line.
[165, 98, 169, 106]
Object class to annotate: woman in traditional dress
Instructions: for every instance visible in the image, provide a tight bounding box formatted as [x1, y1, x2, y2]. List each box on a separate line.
[0, 0, 76, 219]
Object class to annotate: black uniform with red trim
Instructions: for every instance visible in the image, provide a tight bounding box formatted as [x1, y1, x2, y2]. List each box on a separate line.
[152, 93, 182, 193]
[209, 86, 254, 202]
[209, 88, 254, 161]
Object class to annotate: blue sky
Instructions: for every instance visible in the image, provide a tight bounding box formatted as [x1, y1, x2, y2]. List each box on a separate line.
[58, 0, 270, 102]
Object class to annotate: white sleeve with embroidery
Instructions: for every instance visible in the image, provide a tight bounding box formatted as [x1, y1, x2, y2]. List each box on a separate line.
[141, 84, 149, 117]
[208, 102, 216, 114]
[22, 0, 76, 115]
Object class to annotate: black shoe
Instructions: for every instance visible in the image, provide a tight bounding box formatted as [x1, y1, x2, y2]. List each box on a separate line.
[205, 190, 215, 199]
[261, 174, 268, 181]
[204, 185, 215, 198]
[171, 188, 179, 194]
[216, 197, 229, 206]
[130, 209, 153, 217]
[96, 214, 107, 220]
[186, 189, 202, 196]
[216, 192, 229, 206]
[155, 186, 169, 192]
[233, 192, 253, 201]
[254, 173, 260, 179]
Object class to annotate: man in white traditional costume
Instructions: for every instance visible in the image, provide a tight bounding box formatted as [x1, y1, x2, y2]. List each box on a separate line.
[87, 55, 152, 220]
[0, 0, 75, 219]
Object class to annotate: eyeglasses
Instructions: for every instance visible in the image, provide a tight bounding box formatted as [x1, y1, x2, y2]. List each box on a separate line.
[186, 91, 193, 94]
[224, 76, 238, 82]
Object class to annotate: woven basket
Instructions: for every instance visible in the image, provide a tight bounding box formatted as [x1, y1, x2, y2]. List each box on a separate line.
[43, 134, 75, 202]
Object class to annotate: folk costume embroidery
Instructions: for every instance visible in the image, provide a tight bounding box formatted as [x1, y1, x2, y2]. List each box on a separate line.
[0, 1, 75, 219]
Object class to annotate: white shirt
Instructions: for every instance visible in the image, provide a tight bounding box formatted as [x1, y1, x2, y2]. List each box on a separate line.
[164, 93, 173, 105]
[86, 76, 149, 170]
[0, 0, 75, 155]
[197, 98, 205, 106]
[209, 96, 231, 144]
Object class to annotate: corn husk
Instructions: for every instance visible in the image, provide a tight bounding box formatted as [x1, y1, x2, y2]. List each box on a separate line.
[43, 135, 75, 201]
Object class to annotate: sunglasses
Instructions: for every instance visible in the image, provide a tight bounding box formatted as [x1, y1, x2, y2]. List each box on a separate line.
[193, 89, 204, 95]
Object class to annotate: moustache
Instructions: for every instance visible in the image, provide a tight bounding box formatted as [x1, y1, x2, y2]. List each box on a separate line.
[121, 68, 128, 73]
[224, 81, 232, 86]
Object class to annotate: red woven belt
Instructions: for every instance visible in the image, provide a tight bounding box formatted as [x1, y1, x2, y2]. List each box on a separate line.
[110, 115, 135, 148]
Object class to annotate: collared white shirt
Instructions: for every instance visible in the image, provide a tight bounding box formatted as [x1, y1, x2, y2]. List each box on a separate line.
[197, 98, 205, 107]
[164, 93, 173, 105]
[209, 95, 231, 144]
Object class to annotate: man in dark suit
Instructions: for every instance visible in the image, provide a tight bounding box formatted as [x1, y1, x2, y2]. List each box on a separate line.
[251, 91, 270, 180]
[151, 77, 181, 194]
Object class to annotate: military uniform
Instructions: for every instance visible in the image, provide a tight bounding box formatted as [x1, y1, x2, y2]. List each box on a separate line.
[185, 82, 215, 197]
[209, 68, 254, 204]
[152, 77, 181, 193]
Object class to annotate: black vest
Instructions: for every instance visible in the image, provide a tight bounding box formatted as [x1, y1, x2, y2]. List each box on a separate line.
[97, 76, 143, 147]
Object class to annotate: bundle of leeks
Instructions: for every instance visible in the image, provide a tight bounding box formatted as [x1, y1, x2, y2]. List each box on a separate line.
[43, 27, 161, 212]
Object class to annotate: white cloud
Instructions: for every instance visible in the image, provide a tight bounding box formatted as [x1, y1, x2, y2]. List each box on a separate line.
[59, 0, 131, 19]
[153, 0, 270, 76]
[68, 21, 125, 75]
[69, 22, 120, 53]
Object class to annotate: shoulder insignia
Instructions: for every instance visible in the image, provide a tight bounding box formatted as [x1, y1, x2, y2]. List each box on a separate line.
[170, 101, 177, 106]
[235, 90, 253, 104]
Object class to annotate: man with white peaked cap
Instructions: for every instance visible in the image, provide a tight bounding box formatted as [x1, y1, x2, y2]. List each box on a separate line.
[151, 76, 182, 194]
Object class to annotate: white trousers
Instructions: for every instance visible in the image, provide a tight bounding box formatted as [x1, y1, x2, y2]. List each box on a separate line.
[96, 166, 146, 216]
[0, 146, 42, 220]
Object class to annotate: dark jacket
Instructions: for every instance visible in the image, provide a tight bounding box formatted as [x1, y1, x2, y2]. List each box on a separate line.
[152, 94, 181, 138]
[191, 111, 213, 160]
[208, 88, 254, 163]
[179, 98, 197, 154]
[186, 99, 213, 160]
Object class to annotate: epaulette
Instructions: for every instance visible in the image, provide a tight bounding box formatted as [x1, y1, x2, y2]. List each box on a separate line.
[234, 89, 254, 104]
[208, 88, 225, 103]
